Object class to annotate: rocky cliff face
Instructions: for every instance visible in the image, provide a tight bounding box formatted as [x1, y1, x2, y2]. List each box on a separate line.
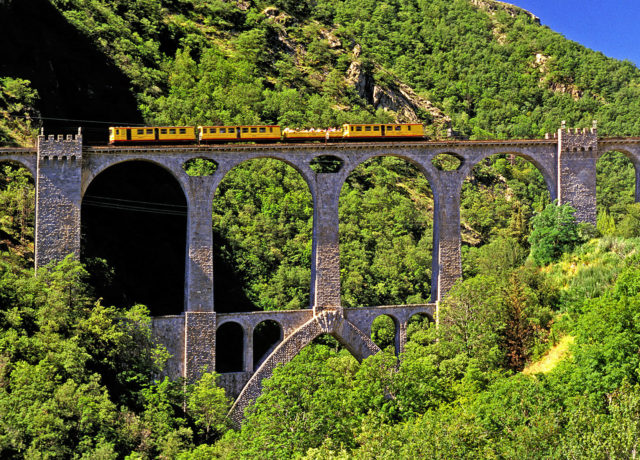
[346, 46, 450, 125]
[470, 0, 540, 23]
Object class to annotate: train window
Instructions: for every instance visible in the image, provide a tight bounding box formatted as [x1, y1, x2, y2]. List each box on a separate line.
[137, 129, 144, 135]
[219, 128, 226, 133]
[179, 128, 186, 134]
[161, 129, 167, 134]
[395, 126, 401, 131]
[146, 129, 153, 134]
[242, 128, 248, 133]
[259, 127, 266, 133]
[408, 126, 412, 131]
[373, 126, 379, 131]
[356, 126, 362, 131]
[229, 128, 235, 133]
[251, 128, 257, 133]
[365, 126, 371, 131]
[169, 129, 176, 134]
[115, 129, 120, 135]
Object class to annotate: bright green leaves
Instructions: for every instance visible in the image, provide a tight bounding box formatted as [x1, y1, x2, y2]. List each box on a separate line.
[528, 201, 582, 266]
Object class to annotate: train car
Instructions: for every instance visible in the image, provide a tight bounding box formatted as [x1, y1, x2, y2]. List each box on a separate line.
[282, 127, 344, 142]
[198, 125, 281, 143]
[341, 123, 424, 140]
[109, 126, 196, 144]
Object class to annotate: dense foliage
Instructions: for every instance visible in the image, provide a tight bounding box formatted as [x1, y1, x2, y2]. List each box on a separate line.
[1, 0, 640, 457]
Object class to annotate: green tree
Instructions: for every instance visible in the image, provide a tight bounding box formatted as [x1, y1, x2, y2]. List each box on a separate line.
[528, 201, 581, 266]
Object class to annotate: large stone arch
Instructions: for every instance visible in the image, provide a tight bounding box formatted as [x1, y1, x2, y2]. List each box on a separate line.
[0, 157, 37, 178]
[461, 150, 554, 231]
[597, 147, 640, 203]
[213, 154, 317, 202]
[340, 151, 439, 187]
[81, 159, 188, 316]
[211, 156, 315, 312]
[463, 149, 557, 202]
[338, 153, 436, 307]
[81, 156, 189, 199]
[229, 313, 380, 425]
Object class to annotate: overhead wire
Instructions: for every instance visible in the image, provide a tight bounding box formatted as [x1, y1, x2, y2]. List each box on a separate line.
[82, 194, 187, 216]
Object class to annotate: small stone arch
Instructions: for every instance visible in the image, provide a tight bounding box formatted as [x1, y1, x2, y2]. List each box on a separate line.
[182, 157, 218, 176]
[432, 152, 464, 171]
[228, 315, 380, 425]
[216, 321, 245, 373]
[309, 155, 345, 174]
[406, 312, 435, 343]
[253, 319, 283, 370]
[371, 313, 400, 355]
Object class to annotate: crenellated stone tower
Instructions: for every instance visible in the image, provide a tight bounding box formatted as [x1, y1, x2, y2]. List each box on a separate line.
[35, 130, 83, 268]
[557, 121, 599, 225]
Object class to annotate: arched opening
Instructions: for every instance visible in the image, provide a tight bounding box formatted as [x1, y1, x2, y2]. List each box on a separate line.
[432, 153, 463, 171]
[310, 155, 344, 173]
[81, 161, 187, 316]
[371, 314, 397, 352]
[183, 157, 218, 176]
[461, 154, 551, 277]
[407, 312, 434, 343]
[596, 150, 637, 236]
[216, 321, 244, 373]
[339, 156, 434, 307]
[0, 161, 35, 267]
[212, 158, 313, 312]
[253, 320, 283, 370]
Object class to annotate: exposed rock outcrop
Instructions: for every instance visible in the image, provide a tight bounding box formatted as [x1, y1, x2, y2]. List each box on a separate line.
[471, 0, 540, 23]
[346, 46, 449, 124]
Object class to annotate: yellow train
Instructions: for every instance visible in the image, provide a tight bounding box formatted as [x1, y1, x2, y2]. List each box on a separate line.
[108, 123, 425, 144]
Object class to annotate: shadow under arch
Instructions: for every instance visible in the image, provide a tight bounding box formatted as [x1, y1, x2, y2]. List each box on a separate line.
[212, 157, 313, 313]
[82, 157, 189, 199]
[339, 155, 434, 308]
[81, 160, 187, 316]
[216, 321, 245, 373]
[253, 319, 283, 370]
[229, 315, 380, 425]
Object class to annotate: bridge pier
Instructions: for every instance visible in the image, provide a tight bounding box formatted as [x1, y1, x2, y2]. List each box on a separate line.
[184, 175, 215, 312]
[34, 132, 83, 269]
[431, 173, 464, 301]
[311, 172, 342, 311]
[557, 125, 598, 225]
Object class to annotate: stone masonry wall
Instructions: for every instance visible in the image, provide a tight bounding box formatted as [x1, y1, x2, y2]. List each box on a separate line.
[35, 133, 82, 269]
[557, 126, 598, 225]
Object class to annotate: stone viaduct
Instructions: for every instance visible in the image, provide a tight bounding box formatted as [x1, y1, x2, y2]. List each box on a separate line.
[1, 123, 639, 423]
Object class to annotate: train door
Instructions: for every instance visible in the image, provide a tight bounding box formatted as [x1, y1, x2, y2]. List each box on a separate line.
[381, 125, 386, 136]
[126, 129, 132, 141]
[236, 127, 241, 140]
[154, 128, 159, 140]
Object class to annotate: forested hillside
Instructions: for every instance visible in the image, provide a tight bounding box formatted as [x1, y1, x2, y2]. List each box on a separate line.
[1, 0, 640, 457]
